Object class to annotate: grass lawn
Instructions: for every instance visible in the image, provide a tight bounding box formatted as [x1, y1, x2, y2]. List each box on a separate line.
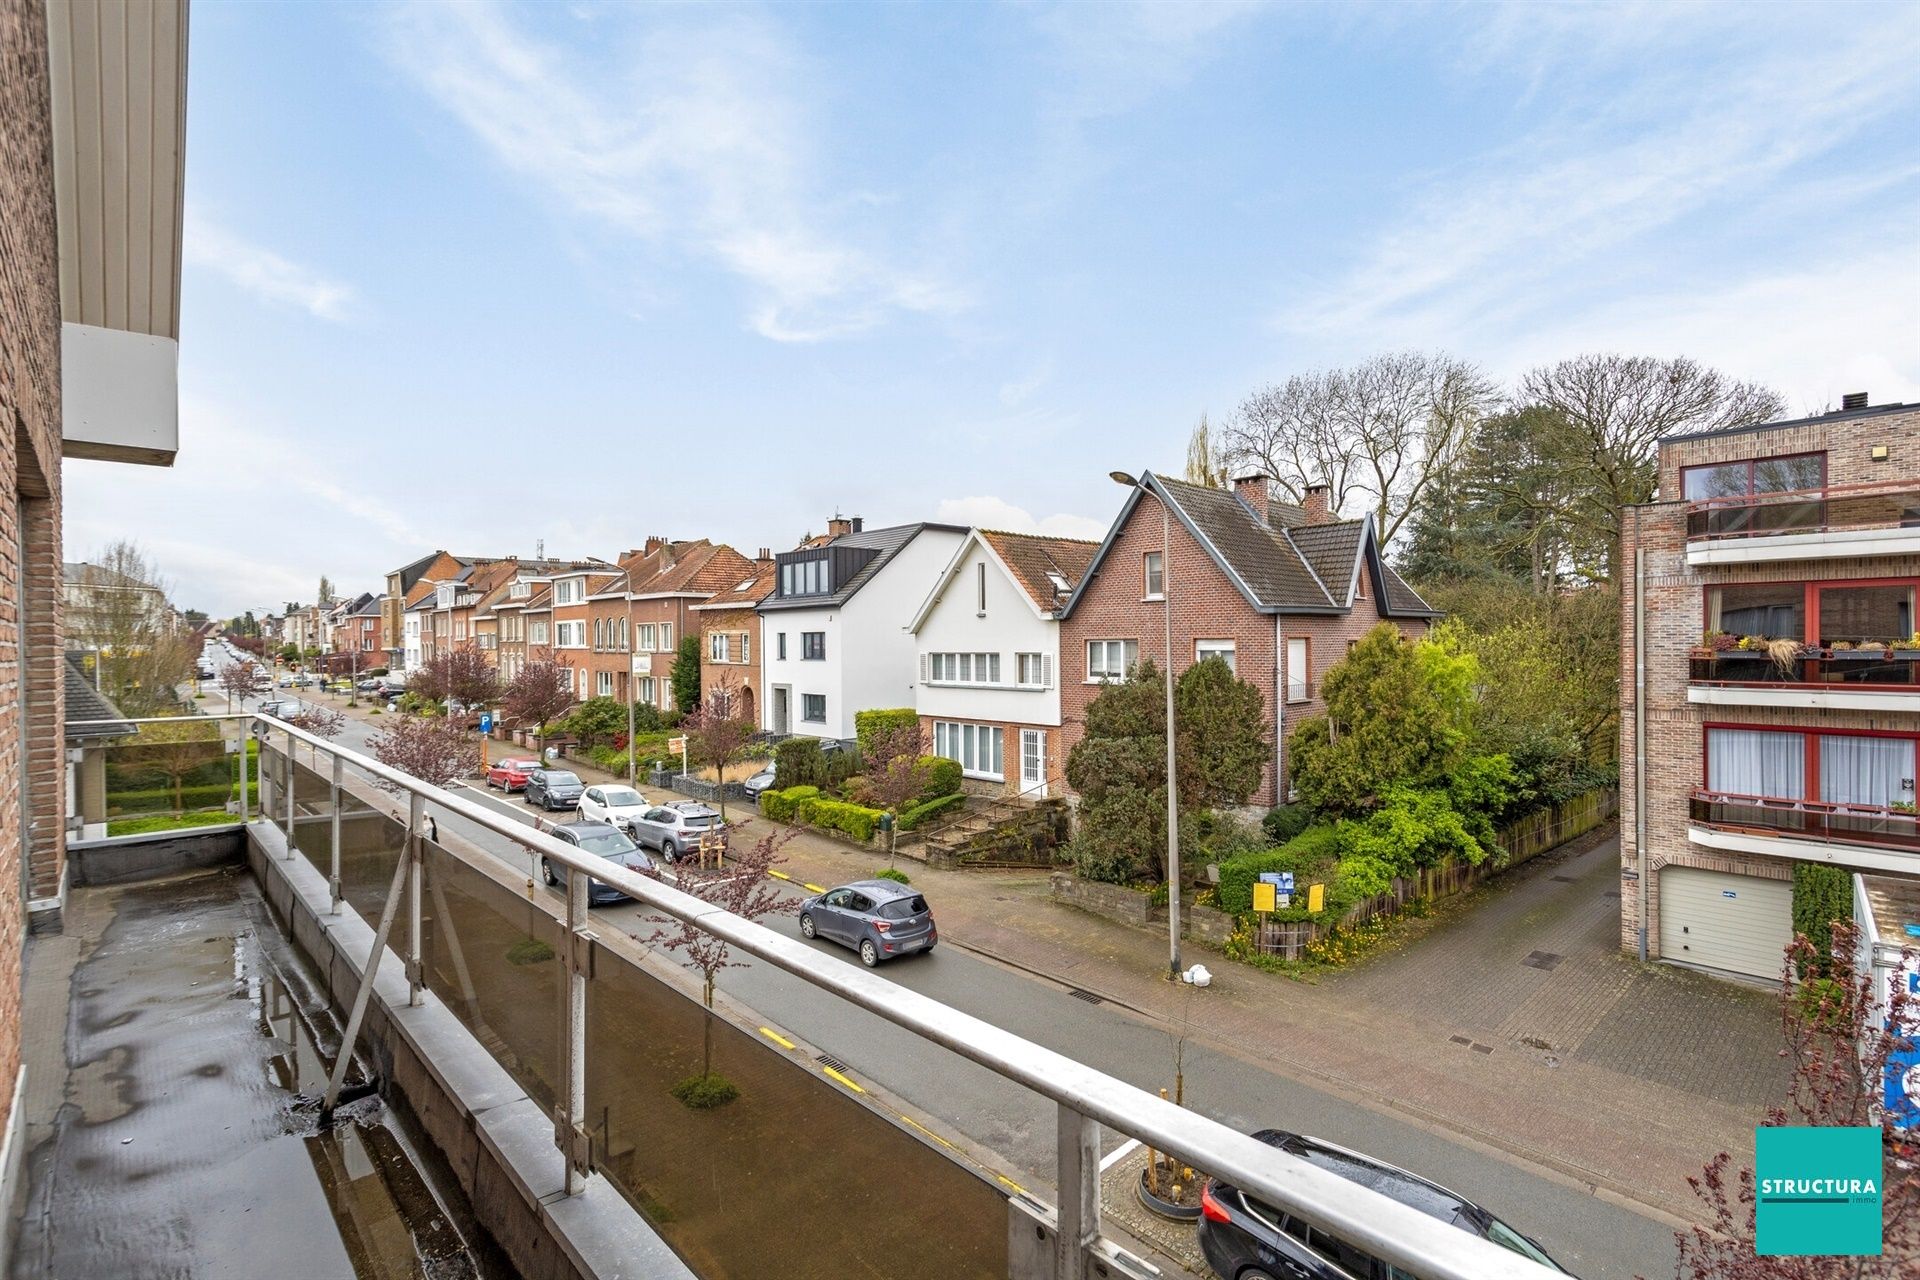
[105, 810, 238, 837]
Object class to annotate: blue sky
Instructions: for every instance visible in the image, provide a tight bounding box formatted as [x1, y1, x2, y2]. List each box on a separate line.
[64, 0, 1920, 618]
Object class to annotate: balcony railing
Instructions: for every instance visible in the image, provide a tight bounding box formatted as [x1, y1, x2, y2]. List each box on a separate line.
[1686, 480, 1920, 542]
[1689, 647, 1920, 689]
[1690, 788, 1920, 852]
[71, 711, 1560, 1280]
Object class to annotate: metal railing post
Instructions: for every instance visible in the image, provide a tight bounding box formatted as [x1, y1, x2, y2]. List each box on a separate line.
[329, 755, 343, 914]
[406, 793, 425, 1007]
[238, 720, 250, 821]
[320, 838, 413, 1121]
[1055, 1103, 1101, 1280]
[283, 728, 296, 852]
[557, 871, 593, 1195]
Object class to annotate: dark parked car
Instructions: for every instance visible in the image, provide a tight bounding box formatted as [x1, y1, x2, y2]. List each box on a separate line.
[799, 880, 936, 967]
[525, 768, 584, 810]
[628, 802, 728, 863]
[539, 821, 653, 905]
[743, 765, 778, 799]
[1197, 1130, 1570, 1280]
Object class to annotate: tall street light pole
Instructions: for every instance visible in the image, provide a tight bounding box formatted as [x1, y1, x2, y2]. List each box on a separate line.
[620, 565, 637, 789]
[1111, 470, 1180, 981]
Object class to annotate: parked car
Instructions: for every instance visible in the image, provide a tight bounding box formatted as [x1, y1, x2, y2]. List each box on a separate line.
[258, 698, 303, 719]
[291, 673, 319, 688]
[525, 768, 584, 810]
[743, 765, 778, 798]
[355, 677, 384, 692]
[578, 784, 651, 832]
[276, 674, 296, 688]
[1197, 1130, 1571, 1280]
[485, 757, 541, 792]
[799, 880, 936, 967]
[539, 821, 654, 905]
[627, 802, 728, 863]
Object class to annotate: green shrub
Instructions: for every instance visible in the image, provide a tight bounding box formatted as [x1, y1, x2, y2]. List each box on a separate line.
[1792, 862, 1851, 976]
[774, 738, 826, 789]
[917, 755, 962, 800]
[107, 811, 235, 837]
[874, 867, 911, 885]
[1342, 787, 1492, 878]
[1216, 826, 1346, 913]
[824, 745, 863, 790]
[564, 697, 628, 747]
[760, 785, 820, 823]
[670, 1072, 739, 1109]
[1261, 804, 1313, 844]
[506, 937, 554, 966]
[898, 792, 964, 831]
[802, 797, 885, 842]
[854, 708, 918, 752]
[105, 782, 236, 815]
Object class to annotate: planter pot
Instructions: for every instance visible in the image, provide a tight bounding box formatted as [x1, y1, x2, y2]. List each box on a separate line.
[1136, 1166, 1202, 1221]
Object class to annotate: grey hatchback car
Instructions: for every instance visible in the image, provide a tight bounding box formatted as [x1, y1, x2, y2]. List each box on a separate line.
[525, 768, 584, 810]
[539, 821, 654, 906]
[800, 880, 937, 967]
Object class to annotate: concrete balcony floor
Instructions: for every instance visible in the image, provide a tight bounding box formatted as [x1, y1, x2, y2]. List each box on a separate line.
[9, 866, 511, 1280]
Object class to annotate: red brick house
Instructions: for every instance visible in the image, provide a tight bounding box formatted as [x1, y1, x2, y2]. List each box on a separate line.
[1058, 471, 1439, 808]
[587, 539, 758, 712]
[691, 558, 777, 724]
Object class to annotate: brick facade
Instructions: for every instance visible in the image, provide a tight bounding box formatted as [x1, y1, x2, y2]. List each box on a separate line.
[1619, 404, 1920, 959]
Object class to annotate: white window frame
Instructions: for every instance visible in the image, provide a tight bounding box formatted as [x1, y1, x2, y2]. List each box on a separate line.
[709, 631, 729, 662]
[556, 620, 586, 649]
[554, 578, 581, 606]
[1143, 552, 1165, 601]
[1195, 639, 1236, 673]
[1015, 652, 1053, 689]
[637, 623, 657, 651]
[1086, 639, 1138, 682]
[596, 671, 614, 697]
[934, 720, 1005, 780]
[1285, 637, 1310, 703]
[530, 621, 549, 645]
[661, 622, 674, 651]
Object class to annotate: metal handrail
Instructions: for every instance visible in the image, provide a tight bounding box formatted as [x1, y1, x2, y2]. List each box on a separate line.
[76, 711, 1562, 1279]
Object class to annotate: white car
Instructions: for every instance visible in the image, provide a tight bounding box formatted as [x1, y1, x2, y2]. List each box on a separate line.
[577, 784, 652, 833]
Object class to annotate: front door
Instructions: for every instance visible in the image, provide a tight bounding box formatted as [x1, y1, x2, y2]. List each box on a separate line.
[772, 685, 790, 735]
[1020, 729, 1046, 797]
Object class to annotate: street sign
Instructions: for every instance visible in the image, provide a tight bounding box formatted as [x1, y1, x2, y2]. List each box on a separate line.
[1258, 871, 1294, 909]
[478, 712, 493, 734]
[667, 736, 687, 753]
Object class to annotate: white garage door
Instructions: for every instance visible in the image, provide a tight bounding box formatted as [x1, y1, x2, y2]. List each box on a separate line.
[1659, 866, 1793, 981]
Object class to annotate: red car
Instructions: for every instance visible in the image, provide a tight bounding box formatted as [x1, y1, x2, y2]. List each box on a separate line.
[485, 757, 541, 792]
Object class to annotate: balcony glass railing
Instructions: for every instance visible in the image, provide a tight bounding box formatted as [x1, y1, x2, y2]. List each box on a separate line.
[1686, 481, 1920, 542]
[91, 718, 254, 838]
[1690, 789, 1920, 851]
[1689, 648, 1920, 688]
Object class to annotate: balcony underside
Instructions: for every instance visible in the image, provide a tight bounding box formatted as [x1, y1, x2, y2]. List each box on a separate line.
[1689, 824, 1920, 875]
[1687, 525, 1920, 566]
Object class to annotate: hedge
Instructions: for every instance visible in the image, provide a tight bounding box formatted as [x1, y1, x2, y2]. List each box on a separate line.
[1792, 862, 1851, 975]
[898, 792, 965, 831]
[106, 782, 236, 816]
[918, 755, 962, 801]
[760, 785, 820, 823]
[854, 708, 918, 753]
[1216, 826, 1346, 914]
[774, 738, 827, 789]
[800, 797, 885, 842]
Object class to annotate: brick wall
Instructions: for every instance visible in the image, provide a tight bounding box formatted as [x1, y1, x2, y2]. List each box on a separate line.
[695, 605, 761, 723]
[0, 0, 65, 1153]
[1620, 406, 1920, 956]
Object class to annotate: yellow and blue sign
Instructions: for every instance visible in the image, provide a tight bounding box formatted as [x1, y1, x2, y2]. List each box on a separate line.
[1754, 1126, 1883, 1256]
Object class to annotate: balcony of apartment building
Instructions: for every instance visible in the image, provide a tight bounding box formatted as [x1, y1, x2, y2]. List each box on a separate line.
[1682, 452, 1920, 566]
[1687, 577, 1919, 711]
[16, 711, 1558, 1280]
[1689, 724, 1918, 874]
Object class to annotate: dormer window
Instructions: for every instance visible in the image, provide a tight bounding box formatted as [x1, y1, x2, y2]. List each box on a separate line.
[553, 578, 582, 605]
[779, 557, 829, 597]
[509, 581, 530, 599]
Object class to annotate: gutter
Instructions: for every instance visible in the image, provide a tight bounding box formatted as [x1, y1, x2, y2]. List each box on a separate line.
[1633, 506, 1649, 963]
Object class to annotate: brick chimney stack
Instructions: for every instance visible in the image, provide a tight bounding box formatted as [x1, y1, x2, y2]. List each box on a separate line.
[643, 536, 666, 555]
[1232, 473, 1270, 524]
[827, 516, 854, 538]
[1302, 483, 1334, 525]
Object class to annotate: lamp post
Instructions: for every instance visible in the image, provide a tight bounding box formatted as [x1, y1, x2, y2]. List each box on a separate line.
[617, 565, 637, 789]
[1110, 470, 1181, 981]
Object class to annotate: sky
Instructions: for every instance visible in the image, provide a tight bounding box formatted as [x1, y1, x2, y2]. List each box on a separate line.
[63, 0, 1920, 619]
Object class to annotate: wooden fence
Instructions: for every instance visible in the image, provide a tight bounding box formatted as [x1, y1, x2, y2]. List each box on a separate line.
[1253, 788, 1618, 960]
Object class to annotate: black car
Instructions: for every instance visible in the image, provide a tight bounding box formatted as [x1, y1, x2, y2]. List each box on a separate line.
[1197, 1130, 1570, 1280]
[524, 768, 584, 810]
[539, 821, 654, 905]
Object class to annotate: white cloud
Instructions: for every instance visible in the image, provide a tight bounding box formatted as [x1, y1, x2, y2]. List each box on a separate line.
[183, 211, 356, 321]
[385, 1, 960, 341]
[934, 496, 1106, 541]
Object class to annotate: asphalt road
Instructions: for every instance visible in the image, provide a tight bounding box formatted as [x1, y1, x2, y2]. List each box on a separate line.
[200, 659, 1679, 1280]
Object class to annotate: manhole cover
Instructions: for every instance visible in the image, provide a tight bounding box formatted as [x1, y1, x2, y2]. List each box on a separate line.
[816, 1052, 849, 1073]
[1068, 987, 1104, 1004]
[1471, 1043, 1494, 1055]
[1522, 950, 1564, 971]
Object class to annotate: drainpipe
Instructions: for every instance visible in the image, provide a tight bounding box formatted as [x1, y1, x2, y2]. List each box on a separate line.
[1633, 508, 1649, 963]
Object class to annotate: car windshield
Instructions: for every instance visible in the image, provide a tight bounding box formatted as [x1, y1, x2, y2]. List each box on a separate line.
[545, 772, 580, 786]
[1486, 1218, 1563, 1271]
[574, 829, 639, 857]
[878, 896, 927, 920]
[602, 788, 643, 806]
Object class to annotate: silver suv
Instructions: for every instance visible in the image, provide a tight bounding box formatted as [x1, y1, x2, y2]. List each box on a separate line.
[628, 802, 728, 863]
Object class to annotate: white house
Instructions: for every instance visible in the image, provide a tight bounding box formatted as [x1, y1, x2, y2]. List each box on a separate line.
[906, 529, 1097, 797]
[401, 602, 425, 674]
[757, 518, 967, 742]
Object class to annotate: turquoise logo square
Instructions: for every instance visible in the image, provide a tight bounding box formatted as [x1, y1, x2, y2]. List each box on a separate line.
[1755, 1126, 1882, 1256]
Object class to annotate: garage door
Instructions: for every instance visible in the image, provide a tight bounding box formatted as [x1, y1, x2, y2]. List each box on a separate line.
[1659, 866, 1793, 981]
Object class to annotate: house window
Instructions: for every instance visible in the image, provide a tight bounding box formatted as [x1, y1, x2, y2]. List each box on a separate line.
[509, 581, 530, 599]
[639, 676, 654, 704]
[530, 621, 549, 645]
[801, 632, 826, 661]
[554, 579, 581, 605]
[1016, 652, 1051, 688]
[556, 621, 586, 649]
[1195, 639, 1235, 673]
[1682, 452, 1827, 501]
[776, 632, 787, 660]
[637, 623, 656, 651]
[1285, 637, 1310, 702]
[801, 693, 827, 723]
[934, 721, 1005, 780]
[739, 633, 750, 664]
[780, 558, 829, 597]
[1707, 583, 1804, 640]
[1818, 584, 1914, 647]
[661, 623, 673, 650]
[596, 672, 614, 697]
[928, 652, 1001, 684]
[977, 562, 988, 613]
[577, 668, 590, 698]
[618, 618, 628, 650]
[709, 631, 729, 662]
[1143, 552, 1164, 600]
[1086, 639, 1138, 682]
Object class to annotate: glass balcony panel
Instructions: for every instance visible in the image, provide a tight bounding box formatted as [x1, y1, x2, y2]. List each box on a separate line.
[97, 720, 251, 837]
[1708, 582, 1802, 639]
[1692, 791, 1920, 852]
[1817, 585, 1914, 646]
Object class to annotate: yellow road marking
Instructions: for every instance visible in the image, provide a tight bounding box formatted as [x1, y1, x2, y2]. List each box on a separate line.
[997, 1174, 1027, 1194]
[803, 882, 827, 894]
[757, 1027, 796, 1050]
[768, 870, 792, 882]
[899, 1114, 958, 1151]
[822, 1066, 865, 1093]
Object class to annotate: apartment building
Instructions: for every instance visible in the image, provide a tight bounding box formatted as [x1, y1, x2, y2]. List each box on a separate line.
[383, 550, 476, 668]
[1620, 396, 1920, 982]
[1058, 472, 1438, 808]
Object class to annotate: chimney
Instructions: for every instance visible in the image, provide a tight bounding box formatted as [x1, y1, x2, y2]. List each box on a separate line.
[1303, 483, 1334, 525]
[1842, 391, 1869, 411]
[827, 516, 854, 538]
[1232, 473, 1270, 523]
[757, 547, 772, 563]
[851, 516, 864, 533]
[644, 536, 665, 555]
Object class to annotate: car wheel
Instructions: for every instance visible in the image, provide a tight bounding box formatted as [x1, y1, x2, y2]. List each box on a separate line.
[859, 939, 879, 967]
[1237, 1271, 1280, 1280]
[800, 914, 816, 939]
[662, 841, 679, 865]
[541, 858, 557, 886]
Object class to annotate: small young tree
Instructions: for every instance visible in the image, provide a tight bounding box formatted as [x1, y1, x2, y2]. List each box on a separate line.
[642, 826, 796, 1107]
[1176, 655, 1272, 808]
[283, 702, 346, 740]
[859, 720, 929, 866]
[502, 654, 574, 756]
[670, 633, 702, 714]
[682, 678, 757, 820]
[219, 659, 270, 711]
[367, 714, 480, 792]
[1672, 927, 1917, 1278]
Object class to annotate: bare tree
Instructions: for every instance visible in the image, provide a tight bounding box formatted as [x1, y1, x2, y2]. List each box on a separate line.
[219, 659, 270, 712]
[858, 721, 929, 866]
[409, 642, 501, 709]
[1519, 354, 1784, 580]
[501, 652, 574, 756]
[366, 715, 480, 793]
[71, 540, 195, 715]
[283, 703, 345, 740]
[1182, 413, 1225, 487]
[682, 677, 757, 821]
[130, 720, 227, 814]
[642, 825, 796, 1102]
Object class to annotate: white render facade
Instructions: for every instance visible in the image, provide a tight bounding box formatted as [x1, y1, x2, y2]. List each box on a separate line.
[402, 611, 423, 674]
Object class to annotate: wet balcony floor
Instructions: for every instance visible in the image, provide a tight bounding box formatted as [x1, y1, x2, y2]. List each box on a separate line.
[10, 867, 512, 1280]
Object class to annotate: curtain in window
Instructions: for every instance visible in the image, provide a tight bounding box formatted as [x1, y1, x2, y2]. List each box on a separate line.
[1819, 735, 1916, 808]
[1706, 728, 1805, 798]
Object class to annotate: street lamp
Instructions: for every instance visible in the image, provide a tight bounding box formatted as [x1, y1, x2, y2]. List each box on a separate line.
[1110, 470, 1181, 981]
[617, 564, 637, 789]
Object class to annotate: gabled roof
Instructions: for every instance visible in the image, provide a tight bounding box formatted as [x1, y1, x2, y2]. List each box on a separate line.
[908, 528, 1098, 631]
[758, 522, 967, 613]
[65, 656, 134, 739]
[693, 561, 777, 611]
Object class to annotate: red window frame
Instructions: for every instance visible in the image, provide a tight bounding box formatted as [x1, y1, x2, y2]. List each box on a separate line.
[1699, 574, 1920, 647]
[1700, 720, 1920, 803]
[1680, 450, 1826, 503]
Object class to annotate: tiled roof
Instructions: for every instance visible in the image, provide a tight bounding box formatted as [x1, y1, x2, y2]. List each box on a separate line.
[695, 561, 777, 610]
[1380, 564, 1438, 616]
[64, 656, 134, 739]
[758, 523, 965, 612]
[978, 530, 1098, 612]
[1283, 522, 1363, 604]
[1156, 476, 1334, 610]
